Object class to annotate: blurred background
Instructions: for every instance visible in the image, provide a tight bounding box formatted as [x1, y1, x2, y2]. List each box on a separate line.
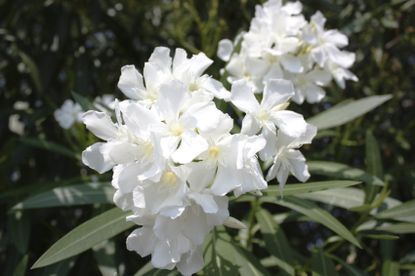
[1, 0, 414, 275]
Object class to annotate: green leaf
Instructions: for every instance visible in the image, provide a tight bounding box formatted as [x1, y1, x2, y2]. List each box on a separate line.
[32, 208, 134, 269]
[308, 161, 384, 186]
[13, 182, 113, 210]
[362, 234, 399, 240]
[296, 188, 364, 210]
[12, 255, 28, 276]
[40, 258, 76, 276]
[20, 137, 78, 159]
[263, 197, 361, 248]
[264, 180, 361, 196]
[311, 249, 338, 276]
[382, 260, 400, 276]
[256, 209, 295, 275]
[326, 253, 368, 276]
[72, 91, 95, 111]
[365, 131, 383, 178]
[376, 199, 415, 223]
[93, 240, 119, 276]
[376, 223, 415, 234]
[214, 232, 270, 276]
[134, 262, 177, 276]
[307, 95, 392, 130]
[8, 211, 31, 254]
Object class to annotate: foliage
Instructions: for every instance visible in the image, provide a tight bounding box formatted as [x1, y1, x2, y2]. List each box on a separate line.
[1, 0, 414, 275]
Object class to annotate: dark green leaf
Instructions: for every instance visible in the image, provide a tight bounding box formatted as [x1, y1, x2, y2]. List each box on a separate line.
[311, 248, 338, 276]
[20, 137, 78, 159]
[12, 255, 28, 276]
[263, 197, 361, 248]
[256, 209, 296, 274]
[13, 182, 113, 210]
[308, 161, 383, 186]
[72, 91, 95, 111]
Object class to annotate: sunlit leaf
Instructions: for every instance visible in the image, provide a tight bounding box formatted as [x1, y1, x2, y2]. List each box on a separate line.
[376, 199, 415, 223]
[307, 95, 392, 130]
[32, 208, 133, 269]
[376, 223, 415, 234]
[265, 180, 361, 196]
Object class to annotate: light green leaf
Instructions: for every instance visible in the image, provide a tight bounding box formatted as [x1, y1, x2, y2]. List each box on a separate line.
[311, 248, 338, 276]
[13, 182, 113, 210]
[382, 260, 400, 276]
[256, 209, 295, 275]
[32, 208, 134, 269]
[307, 95, 392, 130]
[308, 161, 384, 186]
[376, 223, 415, 234]
[265, 180, 361, 196]
[263, 197, 361, 248]
[20, 137, 78, 159]
[376, 199, 415, 223]
[296, 188, 364, 210]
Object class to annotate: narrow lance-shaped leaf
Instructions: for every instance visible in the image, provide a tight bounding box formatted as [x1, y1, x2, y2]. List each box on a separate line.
[32, 208, 134, 269]
[296, 188, 365, 210]
[256, 209, 296, 275]
[264, 180, 361, 196]
[376, 199, 415, 223]
[365, 130, 383, 203]
[262, 197, 361, 248]
[13, 182, 113, 210]
[308, 161, 383, 186]
[20, 137, 79, 160]
[311, 248, 338, 276]
[307, 95, 392, 130]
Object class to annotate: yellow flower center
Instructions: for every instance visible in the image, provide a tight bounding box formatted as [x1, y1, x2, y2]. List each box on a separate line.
[208, 146, 221, 159]
[188, 82, 199, 92]
[257, 109, 270, 122]
[169, 123, 184, 136]
[162, 171, 177, 185]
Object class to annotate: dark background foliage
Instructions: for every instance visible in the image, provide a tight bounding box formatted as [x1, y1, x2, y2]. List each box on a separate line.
[1, 0, 414, 275]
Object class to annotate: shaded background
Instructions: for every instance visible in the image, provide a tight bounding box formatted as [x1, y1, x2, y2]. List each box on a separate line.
[1, 0, 414, 275]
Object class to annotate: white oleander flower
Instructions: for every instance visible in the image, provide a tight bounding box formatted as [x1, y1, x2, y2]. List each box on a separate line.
[267, 125, 316, 188]
[117, 47, 230, 106]
[126, 198, 229, 275]
[220, 0, 357, 104]
[231, 79, 307, 138]
[54, 99, 83, 129]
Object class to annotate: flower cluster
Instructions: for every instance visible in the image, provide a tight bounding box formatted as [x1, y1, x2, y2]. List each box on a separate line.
[218, 0, 358, 104]
[54, 95, 115, 129]
[80, 46, 315, 274]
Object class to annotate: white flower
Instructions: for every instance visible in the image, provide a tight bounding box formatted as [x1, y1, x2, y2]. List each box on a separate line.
[221, 0, 358, 103]
[126, 198, 229, 275]
[117, 47, 230, 105]
[54, 99, 83, 129]
[231, 79, 308, 139]
[267, 125, 317, 188]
